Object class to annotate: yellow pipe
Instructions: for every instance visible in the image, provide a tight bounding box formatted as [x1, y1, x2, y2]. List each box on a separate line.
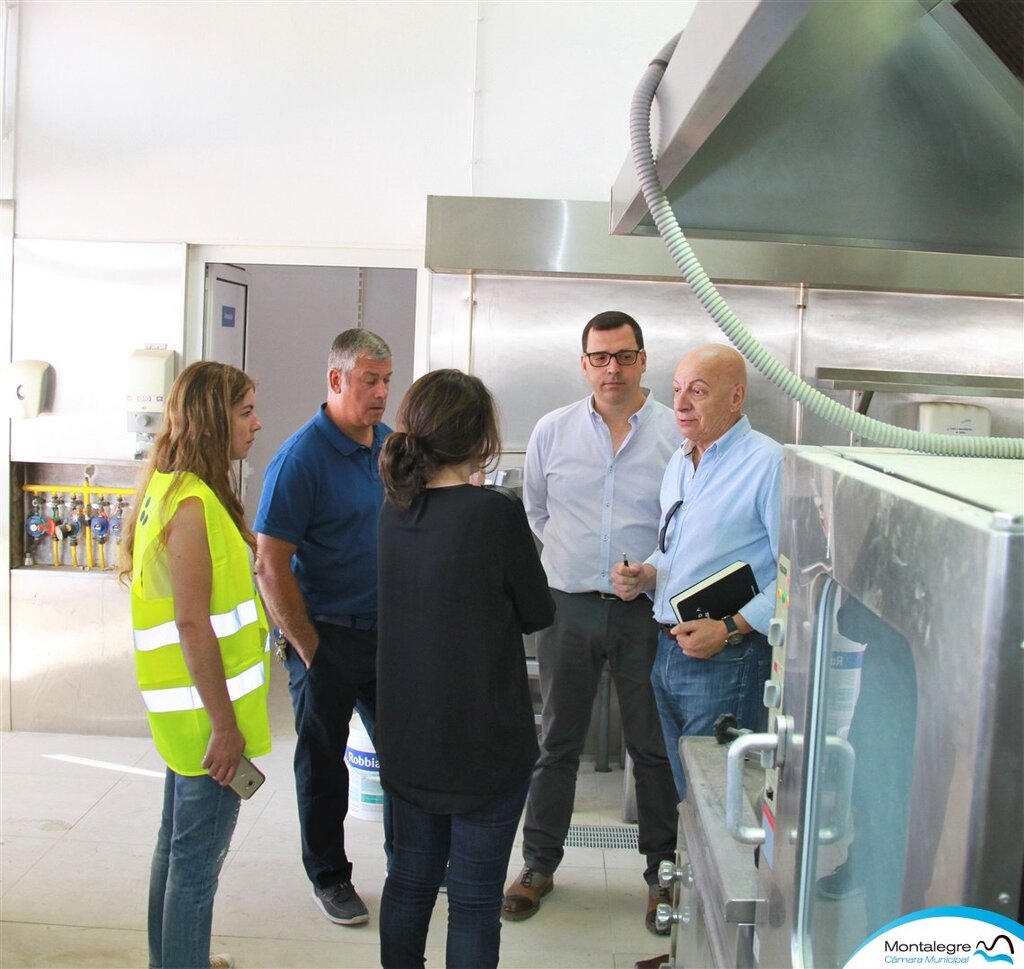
[82, 484, 95, 570]
[22, 484, 136, 496]
[23, 485, 133, 570]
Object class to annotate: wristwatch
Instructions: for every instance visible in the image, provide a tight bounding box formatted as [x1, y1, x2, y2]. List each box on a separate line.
[722, 615, 744, 647]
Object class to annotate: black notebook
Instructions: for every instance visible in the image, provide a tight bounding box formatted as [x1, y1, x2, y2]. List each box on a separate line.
[670, 561, 759, 623]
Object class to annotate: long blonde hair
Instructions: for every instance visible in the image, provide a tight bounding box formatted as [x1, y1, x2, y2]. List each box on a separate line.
[118, 361, 255, 584]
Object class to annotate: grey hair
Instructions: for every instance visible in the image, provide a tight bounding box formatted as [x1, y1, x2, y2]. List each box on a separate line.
[328, 329, 392, 376]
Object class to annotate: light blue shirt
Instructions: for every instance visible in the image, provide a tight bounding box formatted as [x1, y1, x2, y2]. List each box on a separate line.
[645, 415, 782, 633]
[524, 390, 681, 594]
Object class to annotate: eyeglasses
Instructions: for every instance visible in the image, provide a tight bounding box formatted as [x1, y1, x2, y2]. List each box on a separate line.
[658, 498, 684, 554]
[583, 349, 642, 367]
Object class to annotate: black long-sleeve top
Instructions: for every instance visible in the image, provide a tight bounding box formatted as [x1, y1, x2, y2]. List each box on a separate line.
[376, 484, 555, 814]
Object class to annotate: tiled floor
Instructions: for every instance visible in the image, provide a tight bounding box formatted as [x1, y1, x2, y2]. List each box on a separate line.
[1, 728, 673, 968]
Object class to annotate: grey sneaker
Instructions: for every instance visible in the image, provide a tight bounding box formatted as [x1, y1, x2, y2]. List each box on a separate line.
[312, 881, 369, 925]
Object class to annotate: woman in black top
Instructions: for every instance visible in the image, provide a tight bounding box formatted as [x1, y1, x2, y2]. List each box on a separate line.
[376, 369, 554, 969]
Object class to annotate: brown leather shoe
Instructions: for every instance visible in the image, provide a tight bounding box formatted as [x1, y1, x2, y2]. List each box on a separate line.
[501, 866, 553, 921]
[634, 955, 670, 969]
[646, 884, 672, 935]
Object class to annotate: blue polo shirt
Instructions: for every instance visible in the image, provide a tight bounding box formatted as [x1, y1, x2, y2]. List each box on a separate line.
[255, 404, 390, 620]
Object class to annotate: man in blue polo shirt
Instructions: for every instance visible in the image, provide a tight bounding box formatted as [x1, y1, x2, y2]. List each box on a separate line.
[255, 328, 392, 927]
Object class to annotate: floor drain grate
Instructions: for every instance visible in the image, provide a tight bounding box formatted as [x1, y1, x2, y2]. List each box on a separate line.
[564, 824, 639, 850]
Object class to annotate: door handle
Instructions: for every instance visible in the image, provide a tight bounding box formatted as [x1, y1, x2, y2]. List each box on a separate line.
[817, 735, 856, 844]
[726, 732, 775, 844]
[725, 715, 793, 845]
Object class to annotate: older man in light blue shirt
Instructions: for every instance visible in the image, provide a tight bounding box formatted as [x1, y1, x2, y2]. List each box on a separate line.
[502, 311, 681, 935]
[613, 344, 782, 800]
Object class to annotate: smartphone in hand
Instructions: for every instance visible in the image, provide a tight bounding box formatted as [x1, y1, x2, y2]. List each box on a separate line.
[227, 755, 266, 799]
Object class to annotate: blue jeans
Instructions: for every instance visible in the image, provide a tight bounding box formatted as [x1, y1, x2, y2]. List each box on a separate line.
[379, 780, 529, 969]
[148, 768, 241, 968]
[651, 630, 770, 801]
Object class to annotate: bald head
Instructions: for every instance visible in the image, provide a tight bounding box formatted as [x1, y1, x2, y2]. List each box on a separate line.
[679, 344, 747, 387]
[672, 344, 747, 454]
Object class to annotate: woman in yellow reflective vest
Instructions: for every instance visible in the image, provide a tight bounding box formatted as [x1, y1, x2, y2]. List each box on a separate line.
[120, 361, 271, 969]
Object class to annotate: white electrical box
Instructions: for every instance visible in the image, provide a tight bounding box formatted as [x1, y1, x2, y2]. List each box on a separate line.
[127, 348, 178, 434]
[918, 401, 991, 437]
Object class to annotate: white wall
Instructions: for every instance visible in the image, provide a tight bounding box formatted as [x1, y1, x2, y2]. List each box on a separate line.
[14, 0, 695, 247]
[9, 240, 187, 461]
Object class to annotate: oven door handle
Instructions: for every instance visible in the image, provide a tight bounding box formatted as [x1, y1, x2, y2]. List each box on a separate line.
[725, 732, 778, 844]
[817, 735, 856, 844]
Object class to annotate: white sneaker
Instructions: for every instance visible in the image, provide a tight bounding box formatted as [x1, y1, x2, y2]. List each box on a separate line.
[210, 955, 235, 969]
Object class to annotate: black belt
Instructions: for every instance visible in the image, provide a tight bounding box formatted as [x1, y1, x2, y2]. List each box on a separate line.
[318, 615, 378, 632]
[585, 591, 621, 601]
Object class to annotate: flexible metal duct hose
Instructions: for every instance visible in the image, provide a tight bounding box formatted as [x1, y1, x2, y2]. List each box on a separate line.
[629, 34, 1024, 458]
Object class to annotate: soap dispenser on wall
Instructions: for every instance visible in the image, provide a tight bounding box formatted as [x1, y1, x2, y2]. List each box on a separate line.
[4, 360, 55, 419]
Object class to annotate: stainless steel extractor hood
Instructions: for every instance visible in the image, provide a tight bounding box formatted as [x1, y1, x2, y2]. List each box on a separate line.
[610, 0, 1024, 259]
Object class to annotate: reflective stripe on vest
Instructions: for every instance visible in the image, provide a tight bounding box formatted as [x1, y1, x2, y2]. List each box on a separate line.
[140, 656, 266, 714]
[133, 598, 260, 653]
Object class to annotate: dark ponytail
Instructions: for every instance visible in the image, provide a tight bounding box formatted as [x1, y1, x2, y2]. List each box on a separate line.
[379, 431, 433, 508]
[379, 369, 501, 508]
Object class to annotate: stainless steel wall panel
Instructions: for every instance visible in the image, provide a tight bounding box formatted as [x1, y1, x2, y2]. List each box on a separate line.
[800, 289, 1024, 444]
[428, 197, 1024, 296]
[461, 274, 798, 451]
[427, 196, 681, 279]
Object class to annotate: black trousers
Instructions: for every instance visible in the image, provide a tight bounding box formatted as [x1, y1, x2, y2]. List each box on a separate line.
[284, 620, 378, 889]
[522, 590, 678, 883]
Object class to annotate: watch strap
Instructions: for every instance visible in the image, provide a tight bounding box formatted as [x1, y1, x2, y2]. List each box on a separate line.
[722, 614, 744, 645]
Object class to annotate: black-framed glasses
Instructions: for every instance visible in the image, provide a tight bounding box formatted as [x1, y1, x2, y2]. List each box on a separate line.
[658, 498, 684, 554]
[583, 349, 642, 367]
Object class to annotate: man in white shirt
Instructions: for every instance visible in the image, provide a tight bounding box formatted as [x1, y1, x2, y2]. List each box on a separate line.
[612, 344, 781, 800]
[502, 311, 681, 934]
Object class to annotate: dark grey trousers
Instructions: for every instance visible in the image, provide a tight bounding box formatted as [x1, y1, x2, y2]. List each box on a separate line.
[521, 590, 678, 884]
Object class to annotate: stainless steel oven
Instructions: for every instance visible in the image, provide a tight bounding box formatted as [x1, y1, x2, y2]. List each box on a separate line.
[660, 446, 1023, 968]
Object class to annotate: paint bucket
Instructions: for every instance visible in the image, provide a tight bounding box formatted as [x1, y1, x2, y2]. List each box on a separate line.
[345, 715, 384, 821]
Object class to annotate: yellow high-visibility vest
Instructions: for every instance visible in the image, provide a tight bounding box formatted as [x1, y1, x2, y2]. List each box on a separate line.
[131, 470, 271, 775]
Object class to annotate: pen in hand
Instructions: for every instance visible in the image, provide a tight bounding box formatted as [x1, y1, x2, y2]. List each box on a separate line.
[622, 552, 630, 568]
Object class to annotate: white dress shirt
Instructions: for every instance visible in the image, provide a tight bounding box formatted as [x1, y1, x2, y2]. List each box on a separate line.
[524, 390, 681, 594]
